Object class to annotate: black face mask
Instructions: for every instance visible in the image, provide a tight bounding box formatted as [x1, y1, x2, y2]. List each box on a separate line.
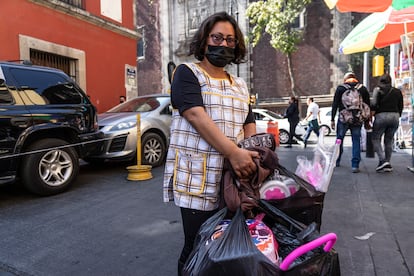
[205, 45, 235, 67]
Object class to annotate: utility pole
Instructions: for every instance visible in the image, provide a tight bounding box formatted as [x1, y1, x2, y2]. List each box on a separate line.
[229, 0, 240, 77]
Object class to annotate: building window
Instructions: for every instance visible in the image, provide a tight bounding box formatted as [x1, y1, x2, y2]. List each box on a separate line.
[137, 27, 146, 61]
[100, 0, 122, 22]
[19, 35, 86, 89]
[292, 9, 306, 30]
[30, 49, 78, 83]
[57, 0, 85, 9]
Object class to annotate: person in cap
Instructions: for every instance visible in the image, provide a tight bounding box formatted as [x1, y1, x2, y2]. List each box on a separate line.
[330, 72, 371, 173]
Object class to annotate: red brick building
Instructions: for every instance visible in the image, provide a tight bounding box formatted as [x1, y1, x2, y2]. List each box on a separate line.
[0, 0, 138, 112]
[251, 0, 333, 114]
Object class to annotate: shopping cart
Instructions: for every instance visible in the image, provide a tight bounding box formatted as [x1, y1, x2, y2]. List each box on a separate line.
[394, 111, 413, 151]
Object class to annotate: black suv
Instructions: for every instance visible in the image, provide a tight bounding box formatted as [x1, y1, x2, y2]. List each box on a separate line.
[0, 61, 102, 195]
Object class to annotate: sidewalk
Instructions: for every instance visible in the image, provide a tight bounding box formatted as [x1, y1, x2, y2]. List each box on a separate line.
[275, 138, 414, 276]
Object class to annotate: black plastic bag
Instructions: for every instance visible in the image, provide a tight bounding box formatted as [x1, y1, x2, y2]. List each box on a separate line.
[265, 165, 326, 230]
[260, 186, 325, 231]
[183, 207, 279, 276]
[183, 203, 340, 276]
[258, 200, 341, 276]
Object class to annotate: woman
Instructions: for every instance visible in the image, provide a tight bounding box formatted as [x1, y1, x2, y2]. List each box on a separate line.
[284, 96, 302, 148]
[371, 73, 404, 172]
[162, 12, 259, 275]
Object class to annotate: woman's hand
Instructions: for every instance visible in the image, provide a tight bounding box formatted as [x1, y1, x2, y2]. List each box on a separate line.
[227, 148, 259, 179]
[183, 107, 259, 179]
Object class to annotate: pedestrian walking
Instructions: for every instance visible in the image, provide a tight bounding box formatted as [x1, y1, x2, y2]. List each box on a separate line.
[284, 96, 303, 148]
[162, 12, 259, 276]
[331, 72, 371, 173]
[371, 73, 404, 172]
[302, 97, 320, 148]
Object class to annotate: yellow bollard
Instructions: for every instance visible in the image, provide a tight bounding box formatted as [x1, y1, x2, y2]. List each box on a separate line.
[126, 113, 153, 181]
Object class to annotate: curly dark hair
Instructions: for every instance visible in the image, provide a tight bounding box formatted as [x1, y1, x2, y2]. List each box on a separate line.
[189, 11, 246, 64]
[378, 73, 392, 90]
[379, 73, 391, 85]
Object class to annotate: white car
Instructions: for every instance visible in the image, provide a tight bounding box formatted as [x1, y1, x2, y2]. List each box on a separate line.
[253, 108, 307, 144]
[318, 107, 336, 136]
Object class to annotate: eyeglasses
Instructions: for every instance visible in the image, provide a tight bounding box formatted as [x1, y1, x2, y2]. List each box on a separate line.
[209, 34, 238, 47]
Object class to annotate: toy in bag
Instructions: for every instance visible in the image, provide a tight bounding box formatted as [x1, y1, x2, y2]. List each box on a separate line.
[295, 133, 341, 192]
[259, 171, 299, 200]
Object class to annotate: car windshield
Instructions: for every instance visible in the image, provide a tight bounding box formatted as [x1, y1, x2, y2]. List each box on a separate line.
[263, 110, 283, 119]
[107, 97, 161, 113]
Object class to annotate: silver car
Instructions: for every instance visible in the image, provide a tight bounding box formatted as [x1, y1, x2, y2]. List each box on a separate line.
[85, 94, 172, 167]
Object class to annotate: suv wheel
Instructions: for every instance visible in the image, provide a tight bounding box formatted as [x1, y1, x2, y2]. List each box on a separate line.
[22, 138, 79, 196]
[141, 132, 166, 167]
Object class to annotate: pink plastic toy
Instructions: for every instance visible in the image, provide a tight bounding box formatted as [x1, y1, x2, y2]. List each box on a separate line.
[279, 233, 337, 271]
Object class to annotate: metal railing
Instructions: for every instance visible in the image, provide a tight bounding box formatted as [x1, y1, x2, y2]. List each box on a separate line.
[30, 49, 78, 82]
[58, 0, 85, 9]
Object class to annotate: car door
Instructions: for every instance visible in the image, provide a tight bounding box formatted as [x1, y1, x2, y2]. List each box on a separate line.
[158, 97, 172, 137]
[0, 79, 33, 183]
[253, 111, 269, 134]
[5, 67, 94, 132]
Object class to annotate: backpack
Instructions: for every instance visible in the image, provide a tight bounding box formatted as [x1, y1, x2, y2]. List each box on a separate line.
[339, 83, 370, 125]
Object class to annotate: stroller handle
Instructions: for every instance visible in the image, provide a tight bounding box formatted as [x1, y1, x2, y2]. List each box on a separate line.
[279, 233, 337, 271]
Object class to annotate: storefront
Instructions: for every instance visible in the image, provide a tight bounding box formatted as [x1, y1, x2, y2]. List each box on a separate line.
[397, 32, 414, 171]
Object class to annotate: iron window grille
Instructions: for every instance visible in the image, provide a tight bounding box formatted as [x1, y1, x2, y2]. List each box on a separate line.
[57, 0, 85, 9]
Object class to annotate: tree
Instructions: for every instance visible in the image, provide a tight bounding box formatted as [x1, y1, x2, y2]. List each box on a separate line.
[246, 0, 312, 97]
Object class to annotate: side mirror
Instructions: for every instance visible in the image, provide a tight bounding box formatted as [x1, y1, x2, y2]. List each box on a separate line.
[0, 79, 5, 86]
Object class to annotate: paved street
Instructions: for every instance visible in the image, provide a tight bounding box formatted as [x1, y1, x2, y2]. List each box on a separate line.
[0, 163, 182, 276]
[0, 136, 413, 275]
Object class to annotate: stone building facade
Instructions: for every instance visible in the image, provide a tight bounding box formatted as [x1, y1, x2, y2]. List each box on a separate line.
[159, 0, 251, 90]
[136, 0, 163, 95]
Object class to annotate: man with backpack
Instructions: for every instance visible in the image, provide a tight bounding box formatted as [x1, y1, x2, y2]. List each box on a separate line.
[331, 72, 371, 173]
